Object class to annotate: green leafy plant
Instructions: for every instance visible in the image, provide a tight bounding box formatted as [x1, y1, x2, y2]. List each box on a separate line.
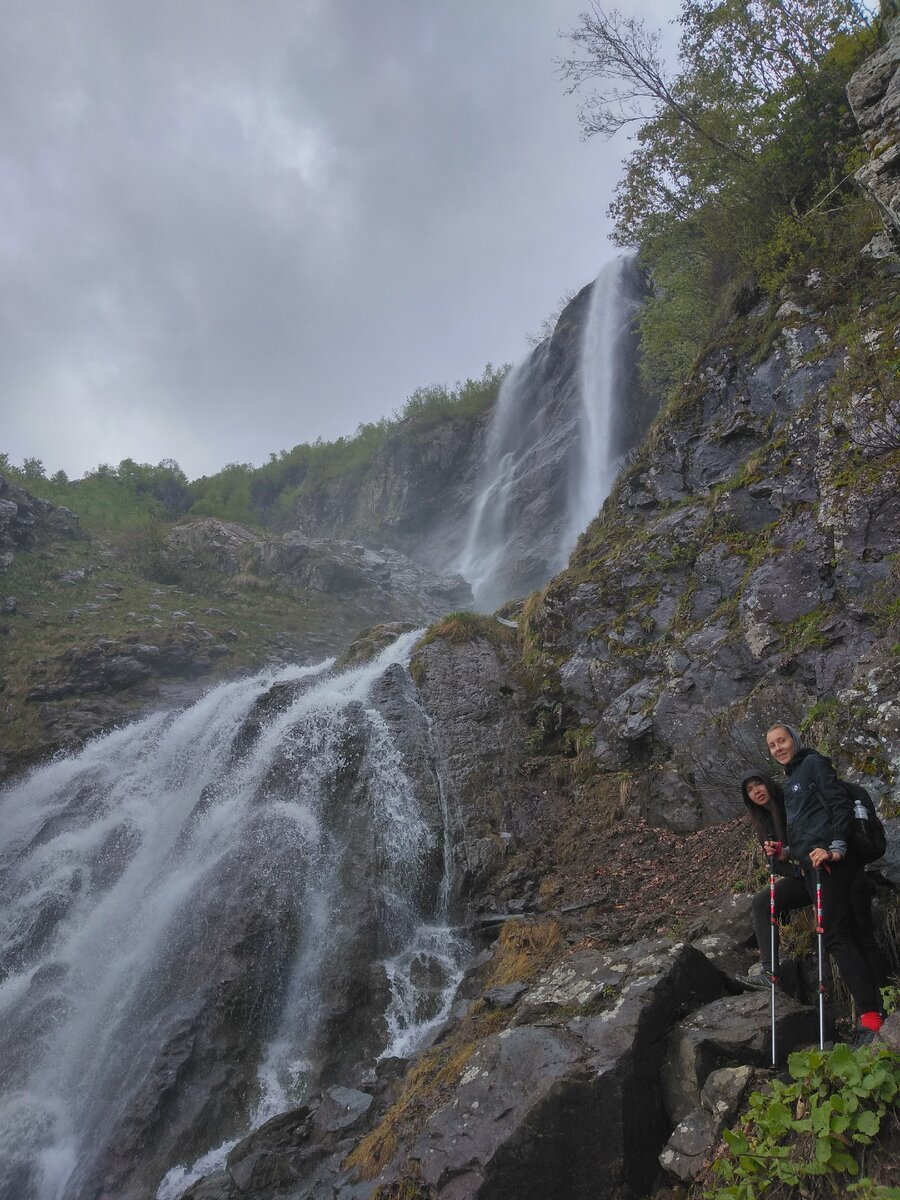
[708, 1044, 900, 1199]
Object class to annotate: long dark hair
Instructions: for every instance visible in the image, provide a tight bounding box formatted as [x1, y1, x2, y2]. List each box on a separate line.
[740, 771, 787, 846]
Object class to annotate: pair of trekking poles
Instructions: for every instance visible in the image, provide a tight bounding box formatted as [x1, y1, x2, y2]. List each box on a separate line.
[767, 855, 826, 1066]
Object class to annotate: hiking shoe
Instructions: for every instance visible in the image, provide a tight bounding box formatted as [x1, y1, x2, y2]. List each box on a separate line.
[851, 1025, 878, 1049]
[737, 963, 776, 990]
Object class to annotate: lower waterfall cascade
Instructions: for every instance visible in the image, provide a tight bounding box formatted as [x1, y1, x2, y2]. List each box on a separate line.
[0, 632, 468, 1200]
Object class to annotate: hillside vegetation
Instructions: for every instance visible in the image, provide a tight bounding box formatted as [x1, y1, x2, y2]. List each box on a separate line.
[0, 364, 506, 535]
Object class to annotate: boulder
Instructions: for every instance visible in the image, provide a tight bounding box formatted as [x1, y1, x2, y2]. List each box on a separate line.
[661, 992, 818, 1124]
[659, 1065, 753, 1184]
[408, 940, 730, 1200]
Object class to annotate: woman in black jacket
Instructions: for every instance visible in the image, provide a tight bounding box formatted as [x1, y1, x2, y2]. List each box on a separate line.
[741, 770, 799, 983]
[765, 722, 883, 1044]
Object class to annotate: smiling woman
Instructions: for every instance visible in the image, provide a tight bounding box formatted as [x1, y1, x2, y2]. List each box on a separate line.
[761, 722, 885, 1045]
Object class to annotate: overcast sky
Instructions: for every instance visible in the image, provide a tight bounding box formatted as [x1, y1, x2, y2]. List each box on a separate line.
[0, 0, 678, 480]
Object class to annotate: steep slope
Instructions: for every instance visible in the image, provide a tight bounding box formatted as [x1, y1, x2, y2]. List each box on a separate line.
[0, 488, 470, 780]
[525, 258, 900, 832]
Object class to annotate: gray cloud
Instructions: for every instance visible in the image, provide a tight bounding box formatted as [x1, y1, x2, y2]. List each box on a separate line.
[0, 0, 678, 478]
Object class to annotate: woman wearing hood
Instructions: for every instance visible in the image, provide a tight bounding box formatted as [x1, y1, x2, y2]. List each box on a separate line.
[763, 722, 883, 1045]
[741, 770, 801, 987]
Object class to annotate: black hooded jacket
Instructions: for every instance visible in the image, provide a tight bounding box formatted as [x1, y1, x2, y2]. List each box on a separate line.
[740, 771, 792, 875]
[782, 748, 851, 865]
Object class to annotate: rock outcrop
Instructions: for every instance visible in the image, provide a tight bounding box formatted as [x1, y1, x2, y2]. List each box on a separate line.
[0, 474, 81, 571]
[848, 14, 900, 246]
[164, 518, 473, 622]
[530, 271, 900, 831]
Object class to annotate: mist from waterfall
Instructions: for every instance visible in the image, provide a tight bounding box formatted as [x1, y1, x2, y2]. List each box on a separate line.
[0, 633, 467, 1200]
[458, 255, 638, 611]
[456, 351, 548, 611]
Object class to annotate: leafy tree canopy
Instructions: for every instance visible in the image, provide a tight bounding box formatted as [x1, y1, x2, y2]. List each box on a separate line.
[560, 0, 885, 395]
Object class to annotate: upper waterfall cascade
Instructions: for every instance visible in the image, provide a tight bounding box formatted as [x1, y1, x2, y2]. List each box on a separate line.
[458, 255, 640, 611]
[0, 633, 466, 1200]
[569, 254, 641, 542]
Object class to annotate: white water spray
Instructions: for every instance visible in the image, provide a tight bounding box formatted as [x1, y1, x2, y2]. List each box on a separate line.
[569, 255, 638, 542]
[456, 351, 548, 610]
[458, 256, 638, 610]
[0, 633, 465, 1200]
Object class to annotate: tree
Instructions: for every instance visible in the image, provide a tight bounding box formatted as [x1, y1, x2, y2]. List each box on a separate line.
[559, 3, 752, 161]
[50, 469, 69, 485]
[560, 0, 879, 397]
[21, 456, 45, 479]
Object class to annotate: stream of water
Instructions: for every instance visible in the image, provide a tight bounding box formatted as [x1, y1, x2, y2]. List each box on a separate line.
[0, 633, 467, 1200]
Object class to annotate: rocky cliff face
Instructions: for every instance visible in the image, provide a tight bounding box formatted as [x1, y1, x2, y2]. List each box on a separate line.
[287, 414, 488, 574]
[528, 263, 900, 833]
[848, 14, 900, 249]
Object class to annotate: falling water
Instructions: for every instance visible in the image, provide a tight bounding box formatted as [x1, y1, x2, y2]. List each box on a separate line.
[456, 348, 550, 610]
[568, 254, 640, 542]
[458, 255, 639, 611]
[378, 692, 468, 1061]
[0, 632, 467, 1200]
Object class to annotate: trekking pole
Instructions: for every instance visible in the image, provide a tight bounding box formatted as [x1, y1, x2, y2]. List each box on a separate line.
[815, 868, 825, 1050]
[769, 854, 778, 1066]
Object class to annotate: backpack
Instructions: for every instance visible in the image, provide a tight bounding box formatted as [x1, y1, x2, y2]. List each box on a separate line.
[844, 781, 888, 865]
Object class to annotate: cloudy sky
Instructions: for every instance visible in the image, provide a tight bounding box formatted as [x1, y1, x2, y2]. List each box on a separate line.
[1, 0, 677, 480]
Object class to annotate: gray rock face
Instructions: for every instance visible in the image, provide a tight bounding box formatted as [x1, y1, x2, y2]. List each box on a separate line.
[848, 15, 900, 244]
[534, 283, 900, 831]
[661, 992, 818, 1124]
[409, 940, 728, 1200]
[289, 413, 490, 579]
[0, 474, 81, 570]
[659, 1064, 753, 1183]
[410, 633, 529, 904]
[164, 519, 473, 623]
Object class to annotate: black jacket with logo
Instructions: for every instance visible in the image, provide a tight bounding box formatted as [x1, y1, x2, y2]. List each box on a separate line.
[782, 748, 851, 866]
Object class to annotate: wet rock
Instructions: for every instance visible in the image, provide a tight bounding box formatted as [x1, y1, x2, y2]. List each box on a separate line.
[180, 1171, 238, 1200]
[411, 634, 528, 902]
[313, 1087, 374, 1135]
[226, 1106, 320, 1194]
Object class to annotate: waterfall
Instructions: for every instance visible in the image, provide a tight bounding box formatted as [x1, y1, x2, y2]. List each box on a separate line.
[568, 254, 639, 543]
[378, 693, 468, 1062]
[0, 632, 464, 1200]
[457, 255, 639, 612]
[456, 348, 551, 611]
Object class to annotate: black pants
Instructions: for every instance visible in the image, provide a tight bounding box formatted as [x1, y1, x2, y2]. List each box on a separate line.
[750, 861, 881, 1015]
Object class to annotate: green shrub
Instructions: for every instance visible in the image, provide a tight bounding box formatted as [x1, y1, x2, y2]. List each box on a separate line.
[708, 1044, 900, 1200]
